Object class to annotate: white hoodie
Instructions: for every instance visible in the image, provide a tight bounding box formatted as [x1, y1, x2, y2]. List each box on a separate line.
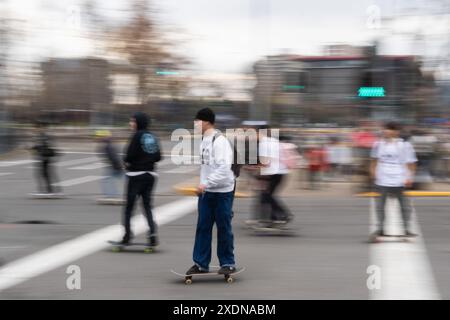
[200, 130, 235, 193]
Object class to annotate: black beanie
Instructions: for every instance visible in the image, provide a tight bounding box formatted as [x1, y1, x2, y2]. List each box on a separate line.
[195, 108, 215, 124]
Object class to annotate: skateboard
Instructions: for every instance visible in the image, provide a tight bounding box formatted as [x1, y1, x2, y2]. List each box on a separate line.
[29, 193, 66, 199]
[369, 234, 416, 243]
[171, 266, 245, 285]
[107, 240, 156, 253]
[248, 221, 294, 235]
[96, 198, 125, 205]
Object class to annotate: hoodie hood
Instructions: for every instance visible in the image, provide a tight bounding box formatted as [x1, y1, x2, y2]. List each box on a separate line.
[133, 112, 150, 130]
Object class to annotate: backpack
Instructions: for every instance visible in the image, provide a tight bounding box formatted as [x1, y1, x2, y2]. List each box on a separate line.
[140, 132, 162, 163]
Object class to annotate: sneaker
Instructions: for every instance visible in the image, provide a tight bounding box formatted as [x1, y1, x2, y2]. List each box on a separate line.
[186, 265, 208, 275]
[405, 231, 418, 238]
[120, 235, 131, 246]
[148, 234, 159, 247]
[218, 266, 236, 275]
[244, 220, 258, 226]
[119, 239, 130, 246]
[373, 230, 385, 236]
[369, 230, 384, 241]
[272, 220, 288, 225]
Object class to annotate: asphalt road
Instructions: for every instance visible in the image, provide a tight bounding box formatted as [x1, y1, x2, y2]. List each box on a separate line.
[0, 142, 449, 299]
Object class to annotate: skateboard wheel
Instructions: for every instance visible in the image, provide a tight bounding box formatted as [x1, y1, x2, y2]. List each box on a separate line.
[226, 276, 234, 283]
[112, 247, 121, 252]
[144, 248, 153, 254]
[185, 278, 192, 285]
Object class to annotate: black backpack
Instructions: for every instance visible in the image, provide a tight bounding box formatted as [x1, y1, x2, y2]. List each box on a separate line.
[211, 133, 243, 178]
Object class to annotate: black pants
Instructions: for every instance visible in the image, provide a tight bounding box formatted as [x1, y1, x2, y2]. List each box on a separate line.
[260, 174, 290, 221]
[123, 173, 157, 240]
[36, 159, 53, 193]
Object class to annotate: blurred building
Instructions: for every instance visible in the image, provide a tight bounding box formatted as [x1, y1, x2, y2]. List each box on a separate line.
[251, 45, 434, 126]
[37, 58, 112, 124]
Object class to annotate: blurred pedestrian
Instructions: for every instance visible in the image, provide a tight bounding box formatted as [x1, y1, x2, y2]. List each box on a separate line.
[370, 122, 418, 239]
[325, 137, 340, 180]
[352, 123, 376, 191]
[31, 121, 62, 195]
[305, 144, 327, 190]
[279, 135, 301, 171]
[96, 130, 123, 200]
[186, 108, 237, 276]
[257, 127, 292, 225]
[121, 112, 162, 247]
[409, 128, 437, 187]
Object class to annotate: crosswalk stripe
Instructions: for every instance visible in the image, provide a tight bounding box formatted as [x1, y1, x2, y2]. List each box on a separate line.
[56, 157, 99, 167]
[69, 162, 109, 170]
[369, 198, 440, 300]
[0, 173, 13, 177]
[52, 175, 107, 187]
[0, 160, 37, 167]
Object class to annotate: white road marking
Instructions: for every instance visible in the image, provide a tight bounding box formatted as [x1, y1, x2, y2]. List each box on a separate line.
[69, 162, 109, 170]
[60, 151, 103, 155]
[0, 160, 37, 167]
[52, 175, 107, 187]
[369, 197, 440, 300]
[0, 197, 197, 291]
[56, 157, 99, 167]
[0, 173, 13, 177]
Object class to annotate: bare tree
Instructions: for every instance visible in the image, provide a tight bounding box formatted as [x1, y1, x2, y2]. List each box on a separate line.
[100, 0, 188, 104]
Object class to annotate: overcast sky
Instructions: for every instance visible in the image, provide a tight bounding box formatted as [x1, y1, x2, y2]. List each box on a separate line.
[3, 0, 448, 74]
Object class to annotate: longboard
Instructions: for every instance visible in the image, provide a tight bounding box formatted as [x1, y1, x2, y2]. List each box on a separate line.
[171, 266, 245, 284]
[107, 240, 156, 253]
[247, 221, 295, 235]
[369, 234, 416, 243]
[28, 193, 66, 199]
[96, 198, 125, 205]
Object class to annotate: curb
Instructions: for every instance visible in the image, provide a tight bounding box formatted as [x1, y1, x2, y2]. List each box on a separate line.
[356, 191, 450, 197]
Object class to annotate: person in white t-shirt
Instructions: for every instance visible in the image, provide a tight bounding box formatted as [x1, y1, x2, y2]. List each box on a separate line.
[370, 122, 417, 238]
[257, 127, 292, 225]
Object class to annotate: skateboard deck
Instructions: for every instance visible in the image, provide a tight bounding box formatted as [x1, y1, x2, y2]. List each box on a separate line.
[369, 234, 416, 243]
[252, 227, 296, 236]
[29, 193, 66, 199]
[171, 266, 245, 284]
[107, 240, 156, 253]
[96, 198, 125, 205]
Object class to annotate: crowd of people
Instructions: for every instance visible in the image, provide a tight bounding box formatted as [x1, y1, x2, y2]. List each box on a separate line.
[27, 110, 450, 274]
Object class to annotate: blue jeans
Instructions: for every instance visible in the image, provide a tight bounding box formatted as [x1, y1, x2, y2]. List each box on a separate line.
[193, 191, 235, 271]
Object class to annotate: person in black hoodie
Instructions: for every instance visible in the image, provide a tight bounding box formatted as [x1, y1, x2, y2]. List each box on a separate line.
[121, 112, 162, 246]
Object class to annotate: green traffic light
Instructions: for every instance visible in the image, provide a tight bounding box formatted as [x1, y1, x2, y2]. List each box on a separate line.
[282, 85, 305, 91]
[156, 70, 179, 76]
[358, 87, 385, 97]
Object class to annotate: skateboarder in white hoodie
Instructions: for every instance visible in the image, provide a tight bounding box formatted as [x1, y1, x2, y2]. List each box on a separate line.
[186, 108, 237, 276]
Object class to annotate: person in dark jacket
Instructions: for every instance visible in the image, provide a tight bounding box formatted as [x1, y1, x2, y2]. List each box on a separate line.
[31, 121, 61, 194]
[121, 112, 162, 246]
